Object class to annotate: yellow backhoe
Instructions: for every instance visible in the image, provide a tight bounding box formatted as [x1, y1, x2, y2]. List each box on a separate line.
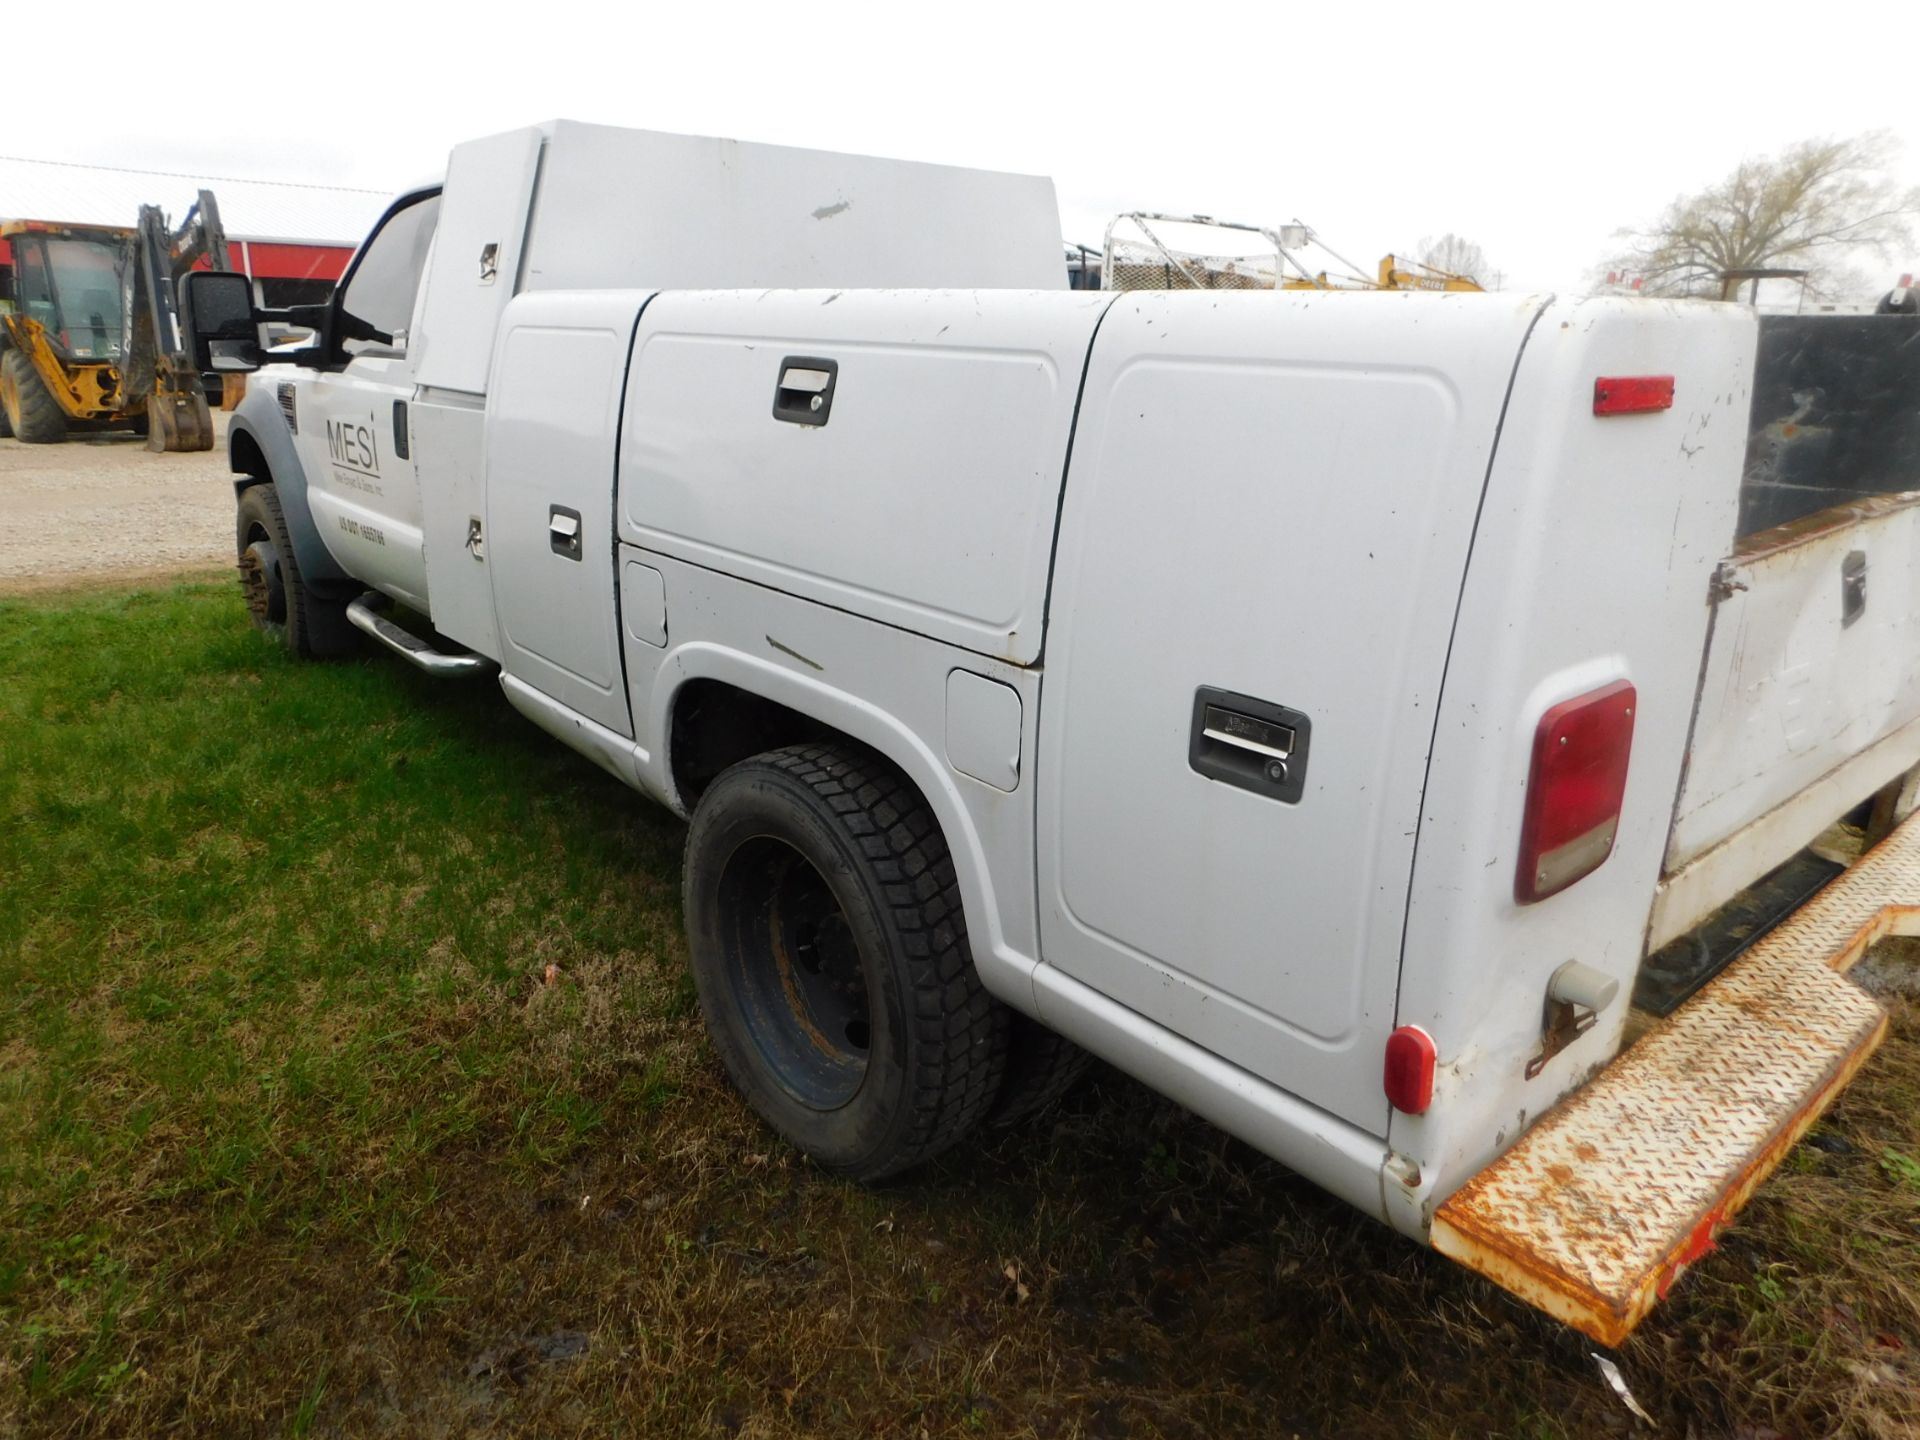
[0, 190, 233, 451]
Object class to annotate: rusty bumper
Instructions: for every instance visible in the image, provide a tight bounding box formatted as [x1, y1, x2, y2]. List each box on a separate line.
[1431, 812, 1920, 1345]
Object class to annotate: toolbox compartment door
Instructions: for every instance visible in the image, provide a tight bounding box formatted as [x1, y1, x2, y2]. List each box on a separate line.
[1036, 290, 1544, 1131]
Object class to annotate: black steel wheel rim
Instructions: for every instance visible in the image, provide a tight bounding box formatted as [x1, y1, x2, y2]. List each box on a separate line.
[717, 835, 872, 1109]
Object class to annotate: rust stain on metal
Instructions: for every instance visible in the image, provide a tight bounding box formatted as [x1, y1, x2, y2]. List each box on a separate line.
[1433, 811, 1920, 1345]
[1731, 489, 1920, 563]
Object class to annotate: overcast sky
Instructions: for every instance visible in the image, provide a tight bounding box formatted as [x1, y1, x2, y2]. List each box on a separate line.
[12, 0, 1917, 296]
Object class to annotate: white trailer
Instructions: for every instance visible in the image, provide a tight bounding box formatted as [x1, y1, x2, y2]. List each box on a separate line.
[182, 120, 1920, 1346]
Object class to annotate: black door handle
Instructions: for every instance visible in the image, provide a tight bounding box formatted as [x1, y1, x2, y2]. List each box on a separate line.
[772, 356, 837, 426]
[1189, 687, 1311, 803]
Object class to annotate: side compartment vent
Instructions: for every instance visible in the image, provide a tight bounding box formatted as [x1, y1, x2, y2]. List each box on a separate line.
[277, 382, 298, 435]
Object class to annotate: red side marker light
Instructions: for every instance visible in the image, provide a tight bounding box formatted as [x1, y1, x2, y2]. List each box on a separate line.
[1384, 1025, 1437, 1115]
[1593, 375, 1674, 415]
[1516, 680, 1637, 904]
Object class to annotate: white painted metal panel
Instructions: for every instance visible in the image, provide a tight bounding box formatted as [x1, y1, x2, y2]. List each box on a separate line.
[1668, 496, 1920, 871]
[485, 291, 647, 738]
[413, 394, 497, 658]
[411, 127, 543, 396]
[622, 560, 668, 648]
[1037, 290, 1544, 1131]
[1651, 711, 1920, 950]
[618, 549, 1045, 978]
[522, 121, 1064, 294]
[617, 289, 1110, 665]
[946, 669, 1022, 792]
[1385, 298, 1756, 1234]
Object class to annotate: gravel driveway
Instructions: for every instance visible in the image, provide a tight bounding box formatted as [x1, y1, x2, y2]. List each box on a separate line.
[0, 415, 235, 595]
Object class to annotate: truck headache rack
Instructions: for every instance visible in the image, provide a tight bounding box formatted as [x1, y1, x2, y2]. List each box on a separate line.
[1432, 810, 1919, 1345]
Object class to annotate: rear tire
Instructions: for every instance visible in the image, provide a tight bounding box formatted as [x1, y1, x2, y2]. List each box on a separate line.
[990, 1013, 1094, 1125]
[683, 743, 1008, 1181]
[1, 349, 65, 444]
[234, 481, 357, 659]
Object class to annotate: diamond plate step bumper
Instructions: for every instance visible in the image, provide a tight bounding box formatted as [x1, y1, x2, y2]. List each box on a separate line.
[1430, 812, 1920, 1345]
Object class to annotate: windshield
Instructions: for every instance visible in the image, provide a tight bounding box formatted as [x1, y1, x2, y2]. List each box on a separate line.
[12, 234, 128, 361]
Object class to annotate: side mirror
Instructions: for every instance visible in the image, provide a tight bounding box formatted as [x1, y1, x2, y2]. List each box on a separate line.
[178, 270, 264, 372]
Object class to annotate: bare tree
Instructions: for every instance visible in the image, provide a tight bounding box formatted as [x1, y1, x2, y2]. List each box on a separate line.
[1417, 233, 1492, 284]
[1604, 132, 1919, 298]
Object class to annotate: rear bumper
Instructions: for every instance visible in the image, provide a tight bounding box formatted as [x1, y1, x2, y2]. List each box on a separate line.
[1430, 810, 1918, 1344]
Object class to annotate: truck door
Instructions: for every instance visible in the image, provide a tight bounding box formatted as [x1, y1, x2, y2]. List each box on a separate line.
[1035, 291, 1543, 1132]
[483, 291, 646, 739]
[294, 191, 440, 608]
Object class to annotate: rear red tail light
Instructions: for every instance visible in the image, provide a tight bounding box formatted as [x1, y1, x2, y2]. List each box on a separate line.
[1516, 680, 1636, 904]
[1384, 1025, 1437, 1115]
[1593, 376, 1674, 415]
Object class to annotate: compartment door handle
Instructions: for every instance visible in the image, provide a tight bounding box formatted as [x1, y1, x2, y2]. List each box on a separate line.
[772, 356, 838, 426]
[548, 506, 582, 560]
[1189, 687, 1312, 803]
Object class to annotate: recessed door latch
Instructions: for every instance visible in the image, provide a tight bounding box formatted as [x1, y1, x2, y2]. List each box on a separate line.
[1188, 687, 1311, 803]
[1525, 960, 1620, 1079]
[549, 506, 582, 561]
[465, 516, 485, 560]
[773, 356, 837, 426]
[1842, 550, 1867, 628]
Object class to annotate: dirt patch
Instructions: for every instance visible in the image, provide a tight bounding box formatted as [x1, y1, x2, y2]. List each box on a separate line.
[0, 417, 235, 595]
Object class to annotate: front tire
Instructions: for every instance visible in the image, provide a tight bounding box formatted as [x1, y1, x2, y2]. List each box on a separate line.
[235, 481, 356, 658]
[683, 743, 1008, 1181]
[1, 349, 65, 444]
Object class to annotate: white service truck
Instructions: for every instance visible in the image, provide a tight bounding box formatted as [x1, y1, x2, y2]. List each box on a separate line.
[180, 120, 1920, 1346]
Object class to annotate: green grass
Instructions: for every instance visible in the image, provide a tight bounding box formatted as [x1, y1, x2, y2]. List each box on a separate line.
[2, 579, 1918, 1437]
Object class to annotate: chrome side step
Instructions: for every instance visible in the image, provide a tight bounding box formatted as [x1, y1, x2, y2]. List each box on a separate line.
[346, 593, 493, 679]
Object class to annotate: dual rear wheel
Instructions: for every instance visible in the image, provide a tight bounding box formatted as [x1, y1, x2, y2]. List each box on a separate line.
[683, 743, 1088, 1180]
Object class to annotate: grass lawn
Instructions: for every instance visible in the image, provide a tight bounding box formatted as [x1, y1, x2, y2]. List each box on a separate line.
[2, 578, 1919, 1439]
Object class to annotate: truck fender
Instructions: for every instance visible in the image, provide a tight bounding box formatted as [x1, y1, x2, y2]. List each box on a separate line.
[226, 382, 352, 590]
[643, 643, 1042, 1015]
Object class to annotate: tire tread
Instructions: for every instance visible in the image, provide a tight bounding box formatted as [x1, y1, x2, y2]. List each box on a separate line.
[991, 1014, 1094, 1126]
[701, 742, 1008, 1179]
[236, 481, 357, 659]
[2, 348, 66, 444]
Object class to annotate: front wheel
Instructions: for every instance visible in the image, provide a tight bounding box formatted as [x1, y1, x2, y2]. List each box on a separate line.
[683, 743, 1008, 1181]
[234, 481, 356, 658]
